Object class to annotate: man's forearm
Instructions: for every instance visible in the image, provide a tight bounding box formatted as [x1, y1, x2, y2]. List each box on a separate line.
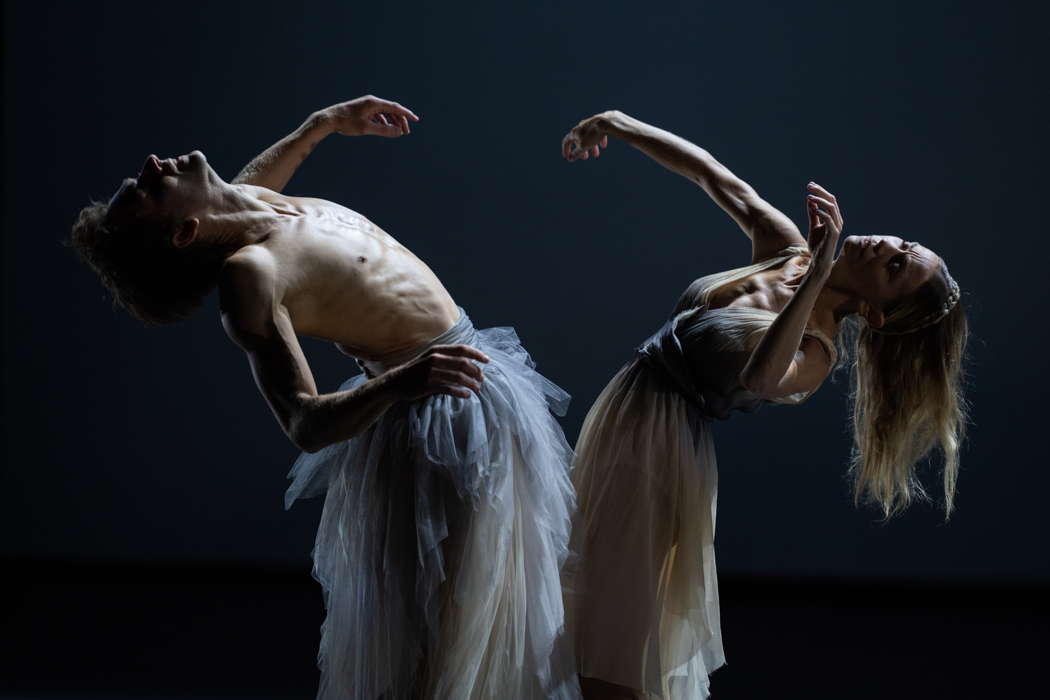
[292, 371, 403, 453]
[232, 112, 334, 192]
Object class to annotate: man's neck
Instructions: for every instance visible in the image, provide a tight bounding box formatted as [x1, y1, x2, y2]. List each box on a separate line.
[196, 183, 279, 252]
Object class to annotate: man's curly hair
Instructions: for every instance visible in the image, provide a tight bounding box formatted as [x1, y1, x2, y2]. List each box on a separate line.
[68, 201, 229, 325]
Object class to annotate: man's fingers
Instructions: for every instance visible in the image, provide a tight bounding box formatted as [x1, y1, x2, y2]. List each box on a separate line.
[433, 344, 491, 363]
[440, 355, 484, 381]
[390, 101, 417, 120]
[433, 369, 481, 395]
[366, 121, 402, 138]
[385, 100, 420, 121]
[600, 135, 608, 148]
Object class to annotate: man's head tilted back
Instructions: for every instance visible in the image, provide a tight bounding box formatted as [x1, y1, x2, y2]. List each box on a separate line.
[69, 150, 229, 325]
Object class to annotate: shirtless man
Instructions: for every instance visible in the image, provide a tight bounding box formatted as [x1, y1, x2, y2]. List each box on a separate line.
[70, 95, 581, 700]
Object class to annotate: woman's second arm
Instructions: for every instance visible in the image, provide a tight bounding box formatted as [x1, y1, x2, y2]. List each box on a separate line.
[738, 185, 843, 398]
[564, 111, 805, 262]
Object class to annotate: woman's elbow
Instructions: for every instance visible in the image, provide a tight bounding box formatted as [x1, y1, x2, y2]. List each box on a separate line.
[738, 369, 776, 397]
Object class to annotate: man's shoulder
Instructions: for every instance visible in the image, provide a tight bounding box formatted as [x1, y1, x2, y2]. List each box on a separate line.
[218, 247, 279, 340]
[222, 246, 278, 296]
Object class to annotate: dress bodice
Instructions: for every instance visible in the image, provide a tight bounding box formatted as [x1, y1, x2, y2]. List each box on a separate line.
[637, 306, 765, 420]
[637, 251, 838, 421]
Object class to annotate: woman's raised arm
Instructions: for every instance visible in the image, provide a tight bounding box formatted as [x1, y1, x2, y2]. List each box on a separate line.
[562, 111, 806, 263]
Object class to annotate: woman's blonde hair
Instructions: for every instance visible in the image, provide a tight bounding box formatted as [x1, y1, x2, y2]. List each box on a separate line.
[840, 264, 969, 517]
[681, 247, 969, 517]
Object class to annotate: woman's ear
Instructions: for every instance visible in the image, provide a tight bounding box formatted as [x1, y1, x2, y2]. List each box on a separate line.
[172, 217, 200, 248]
[863, 302, 886, 329]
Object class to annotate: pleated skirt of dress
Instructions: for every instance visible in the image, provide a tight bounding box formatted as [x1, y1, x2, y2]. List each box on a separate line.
[564, 357, 725, 700]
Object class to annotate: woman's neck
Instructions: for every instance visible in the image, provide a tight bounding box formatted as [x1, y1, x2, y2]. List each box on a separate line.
[810, 282, 860, 336]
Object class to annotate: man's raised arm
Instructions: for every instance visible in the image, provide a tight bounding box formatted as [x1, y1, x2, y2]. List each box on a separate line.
[232, 95, 420, 192]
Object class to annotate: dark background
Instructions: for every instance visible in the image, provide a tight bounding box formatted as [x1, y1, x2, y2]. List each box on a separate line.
[3, 0, 1047, 697]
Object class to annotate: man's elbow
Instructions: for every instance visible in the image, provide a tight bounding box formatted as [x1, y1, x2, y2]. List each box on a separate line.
[289, 422, 324, 454]
[287, 403, 325, 453]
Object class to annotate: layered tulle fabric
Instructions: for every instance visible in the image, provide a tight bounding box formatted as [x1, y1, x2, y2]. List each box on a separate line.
[286, 309, 581, 700]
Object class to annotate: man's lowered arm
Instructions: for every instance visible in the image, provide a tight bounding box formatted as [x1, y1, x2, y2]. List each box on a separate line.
[218, 251, 485, 453]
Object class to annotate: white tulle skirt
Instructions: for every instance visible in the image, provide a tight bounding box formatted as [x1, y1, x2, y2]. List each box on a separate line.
[286, 309, 581, 700]
[564, 357, 724, 700]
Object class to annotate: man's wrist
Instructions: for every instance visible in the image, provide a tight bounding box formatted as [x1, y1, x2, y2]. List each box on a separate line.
[374, 366, 409, 402]
[304, 110, 336, 138]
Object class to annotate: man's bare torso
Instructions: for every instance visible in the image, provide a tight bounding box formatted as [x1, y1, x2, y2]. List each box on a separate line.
[228, 185, 459, 359]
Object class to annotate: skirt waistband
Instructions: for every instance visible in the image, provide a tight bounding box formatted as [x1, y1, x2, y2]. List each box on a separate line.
[358, 307, 478, 377]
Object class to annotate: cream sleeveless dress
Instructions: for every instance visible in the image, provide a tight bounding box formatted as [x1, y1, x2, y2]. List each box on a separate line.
[564, 248, 836, 699]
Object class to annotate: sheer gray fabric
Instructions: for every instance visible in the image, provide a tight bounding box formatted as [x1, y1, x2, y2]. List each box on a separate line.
[287, 309, 581, 700]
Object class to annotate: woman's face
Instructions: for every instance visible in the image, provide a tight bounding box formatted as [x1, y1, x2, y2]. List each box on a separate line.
[831, 235, 943, 306]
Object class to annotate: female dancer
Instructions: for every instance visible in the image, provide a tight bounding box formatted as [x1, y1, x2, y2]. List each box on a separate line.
[559, 111, 968, 699]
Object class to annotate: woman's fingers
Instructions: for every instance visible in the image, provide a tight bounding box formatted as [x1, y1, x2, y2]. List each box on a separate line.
[807, 182, 836, 201]
[808, 194, 840, 227]
[562, 132, 578, 160]
[563, 133, 602, 160]
[807, 182, 844, 228]
[812, 207, 841, 239]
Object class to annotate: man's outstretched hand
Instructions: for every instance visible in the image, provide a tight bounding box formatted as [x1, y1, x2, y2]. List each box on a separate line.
[318, 95, 420, 138]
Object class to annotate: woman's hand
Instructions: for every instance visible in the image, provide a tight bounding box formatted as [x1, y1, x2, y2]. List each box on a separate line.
[317, 95, 420, 138]
[806, 182, 844, 279]
[561, 112, 615, 161]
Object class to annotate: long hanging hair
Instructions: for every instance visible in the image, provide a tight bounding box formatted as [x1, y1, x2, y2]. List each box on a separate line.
[839, 264, 968, 517]
[679, 247, 968, 517]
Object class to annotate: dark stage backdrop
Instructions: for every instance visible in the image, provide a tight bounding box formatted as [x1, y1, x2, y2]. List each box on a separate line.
[3, 1, 1046, 582]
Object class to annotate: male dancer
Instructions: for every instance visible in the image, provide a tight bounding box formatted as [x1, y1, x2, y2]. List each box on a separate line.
[70, 95, 580, 700]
